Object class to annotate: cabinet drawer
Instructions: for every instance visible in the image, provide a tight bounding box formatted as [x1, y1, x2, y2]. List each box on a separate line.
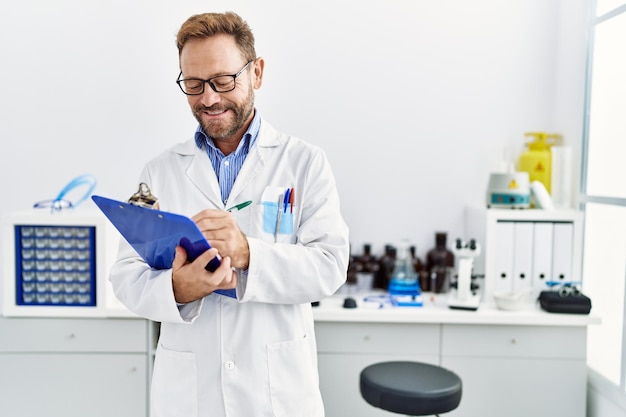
[315, 322, 439, 355]
[0, 353, 147, 417]
[442, 324, 586, 359]
[0, 317, 148, 352]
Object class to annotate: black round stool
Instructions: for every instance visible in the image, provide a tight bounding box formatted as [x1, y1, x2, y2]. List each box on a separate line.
[360, 361, 462, 416]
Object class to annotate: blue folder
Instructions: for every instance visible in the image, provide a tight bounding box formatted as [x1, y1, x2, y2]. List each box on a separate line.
[92, 195, 236, 298]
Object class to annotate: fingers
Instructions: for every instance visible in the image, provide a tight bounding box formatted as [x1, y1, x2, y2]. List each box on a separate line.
[213, 258, 238, 291]
[195, 253, 237, 292]
[196, 246, 220, 270]
[190, 209, 249, 269]
[172, 248, 237, 304]
[172, 246, 188, 272]
[192, 209, 236, 239]
[191, 208, 229, 225]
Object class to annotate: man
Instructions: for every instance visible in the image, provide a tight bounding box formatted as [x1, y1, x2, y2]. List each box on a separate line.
[109, 11, 350, 417]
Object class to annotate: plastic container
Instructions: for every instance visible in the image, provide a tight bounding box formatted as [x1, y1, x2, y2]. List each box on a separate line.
[550, 145, 573, 208]
[517, 132, 561, 194]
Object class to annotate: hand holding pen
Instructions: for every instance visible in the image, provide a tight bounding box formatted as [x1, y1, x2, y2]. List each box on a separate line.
[191, 208, 251, 270]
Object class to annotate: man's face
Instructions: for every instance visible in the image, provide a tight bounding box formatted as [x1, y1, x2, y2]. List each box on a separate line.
[179, 35, 262, 147]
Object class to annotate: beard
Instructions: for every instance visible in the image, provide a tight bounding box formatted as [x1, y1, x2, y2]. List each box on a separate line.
[193, 86, 255, 141]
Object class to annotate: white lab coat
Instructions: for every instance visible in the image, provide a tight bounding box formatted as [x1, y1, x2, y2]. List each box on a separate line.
[109, 118, 350, 417]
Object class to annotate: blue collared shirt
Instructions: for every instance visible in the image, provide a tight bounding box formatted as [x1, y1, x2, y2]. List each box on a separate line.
[194, 111, 261, 204]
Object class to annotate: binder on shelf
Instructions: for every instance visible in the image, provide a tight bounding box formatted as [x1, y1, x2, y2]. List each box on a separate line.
[91, 195, 236, 299]
[493, 221, 514, 292]
[552, 222, 574, 284]
[532, 222, 554, 299]
[512, 222, 534, 292]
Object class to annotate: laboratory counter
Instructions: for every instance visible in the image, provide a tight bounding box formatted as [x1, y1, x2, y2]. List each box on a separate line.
[312, 292, 600, 326]
[312, 292, 600, 417]
[0, 293, 599, 417]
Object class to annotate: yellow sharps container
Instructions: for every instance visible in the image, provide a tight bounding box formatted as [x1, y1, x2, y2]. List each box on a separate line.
[517, 132, 562, 194]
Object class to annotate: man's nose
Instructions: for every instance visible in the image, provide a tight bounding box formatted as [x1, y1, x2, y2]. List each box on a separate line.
[199, 84, 222, 106]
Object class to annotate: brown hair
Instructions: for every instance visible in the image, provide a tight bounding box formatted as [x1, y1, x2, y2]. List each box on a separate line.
[176, 12, 256, 62]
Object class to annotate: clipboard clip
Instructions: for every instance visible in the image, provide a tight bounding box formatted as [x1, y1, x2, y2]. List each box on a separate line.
[128, 183, 159, 209]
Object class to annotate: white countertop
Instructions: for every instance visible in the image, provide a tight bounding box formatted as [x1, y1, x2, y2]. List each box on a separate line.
[313, 292, 601, 327]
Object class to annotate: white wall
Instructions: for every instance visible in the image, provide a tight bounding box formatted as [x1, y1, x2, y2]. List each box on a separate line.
[0, 0, 587, 261]
[588, 370, 626, 417]
[7, 1, 616, 415]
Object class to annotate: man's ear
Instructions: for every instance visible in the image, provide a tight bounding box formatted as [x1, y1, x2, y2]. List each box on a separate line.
[252, 57, 265, 89]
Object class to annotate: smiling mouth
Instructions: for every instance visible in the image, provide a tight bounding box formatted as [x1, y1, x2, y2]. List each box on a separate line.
[202, 108, 227, 116]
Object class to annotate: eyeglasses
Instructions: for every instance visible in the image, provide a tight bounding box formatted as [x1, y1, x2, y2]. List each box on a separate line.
[547, 281, 583, 297]
[557, 283, 582, 297]
[176, 60, 253, 95]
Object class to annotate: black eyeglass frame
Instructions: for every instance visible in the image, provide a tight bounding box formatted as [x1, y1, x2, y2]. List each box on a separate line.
[176, 60, 254, 95]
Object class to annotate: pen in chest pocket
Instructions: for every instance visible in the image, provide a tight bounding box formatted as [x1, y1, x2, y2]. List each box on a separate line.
[274, 193, 284, 241]
[283, 188, 291, 213]
[289, 188, 294, 213]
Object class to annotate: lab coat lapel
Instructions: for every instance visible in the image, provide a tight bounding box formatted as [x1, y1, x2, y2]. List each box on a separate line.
[227, 120, 281, 202]
[184, 120, 279, 205]
[227, 145, 265, 202]
[186, 149, 224, 208]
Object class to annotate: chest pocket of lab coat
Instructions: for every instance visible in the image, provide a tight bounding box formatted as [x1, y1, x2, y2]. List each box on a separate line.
[261, 201, 294, 234]
[247, 186, 296, 243]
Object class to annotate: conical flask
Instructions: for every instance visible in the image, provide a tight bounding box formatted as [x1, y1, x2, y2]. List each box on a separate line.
[388, 239, 421, 295]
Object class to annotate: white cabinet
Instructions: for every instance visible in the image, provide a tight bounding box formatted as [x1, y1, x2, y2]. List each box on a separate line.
[314, 302, 593, 417]
[441, 324, 587, 417]
[0, 316, 150, 417]
[315, 322, 439, 417]
[0, 354, 147, 417]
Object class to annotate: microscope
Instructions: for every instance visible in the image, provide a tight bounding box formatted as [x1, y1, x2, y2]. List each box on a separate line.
[448, 238, 481, 311]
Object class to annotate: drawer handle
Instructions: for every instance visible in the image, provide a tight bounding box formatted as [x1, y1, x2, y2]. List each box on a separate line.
[511, 338, 517, 344]
[67, 333, 76, 339]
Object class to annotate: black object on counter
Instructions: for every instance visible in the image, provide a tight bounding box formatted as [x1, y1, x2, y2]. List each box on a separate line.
[343, 297, 358, 309]
[538, 291, 591, 314]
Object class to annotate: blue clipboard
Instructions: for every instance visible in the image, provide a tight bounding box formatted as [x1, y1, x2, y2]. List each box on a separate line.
[92, 195, 236, 298]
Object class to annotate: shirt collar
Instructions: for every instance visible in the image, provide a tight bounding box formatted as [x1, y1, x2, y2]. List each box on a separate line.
[194, 110, 261, 155]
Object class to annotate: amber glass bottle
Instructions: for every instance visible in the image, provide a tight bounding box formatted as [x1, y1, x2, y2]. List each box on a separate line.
[426, 232, 455, 293]
[410, 245, 428, 292]
[355, 244, 378, 291]
[374, 245, 396, 290]
[346, 244, 359, 286]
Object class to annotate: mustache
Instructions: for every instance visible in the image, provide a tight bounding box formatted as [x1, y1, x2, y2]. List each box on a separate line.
[195, 104, 228, 113]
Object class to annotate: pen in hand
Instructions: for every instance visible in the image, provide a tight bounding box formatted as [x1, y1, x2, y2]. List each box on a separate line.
[227, 200, 253, 212]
